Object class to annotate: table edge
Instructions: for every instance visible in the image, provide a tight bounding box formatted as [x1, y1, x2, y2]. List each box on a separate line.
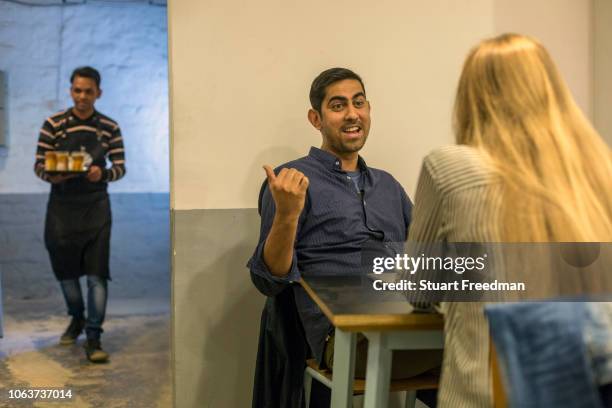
[299, 278, 444, 332]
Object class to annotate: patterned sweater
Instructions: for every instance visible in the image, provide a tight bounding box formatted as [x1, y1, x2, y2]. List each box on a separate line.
[34, 109, 126, 194]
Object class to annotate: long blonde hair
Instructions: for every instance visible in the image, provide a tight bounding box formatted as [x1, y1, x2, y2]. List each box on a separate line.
[454, 33, 612, 242]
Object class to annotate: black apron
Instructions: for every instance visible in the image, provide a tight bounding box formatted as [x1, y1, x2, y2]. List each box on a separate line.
[44, 109, 112, 281]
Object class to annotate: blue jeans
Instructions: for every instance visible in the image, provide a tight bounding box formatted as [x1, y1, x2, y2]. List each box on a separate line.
[486, 303, 603, 408]
[59, 276, 107, 340]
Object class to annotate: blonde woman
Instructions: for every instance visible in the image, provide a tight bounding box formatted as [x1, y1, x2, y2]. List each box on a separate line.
[404, 33, 612, 406]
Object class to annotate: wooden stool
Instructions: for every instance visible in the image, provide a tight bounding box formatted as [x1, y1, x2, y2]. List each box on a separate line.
[304, 359, 439, 408]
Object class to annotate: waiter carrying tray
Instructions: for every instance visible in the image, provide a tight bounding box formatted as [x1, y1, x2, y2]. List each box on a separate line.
[34, 66, 126, 363]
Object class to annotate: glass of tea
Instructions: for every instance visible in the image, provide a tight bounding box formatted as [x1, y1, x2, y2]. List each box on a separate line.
[45, 151, 57, 171]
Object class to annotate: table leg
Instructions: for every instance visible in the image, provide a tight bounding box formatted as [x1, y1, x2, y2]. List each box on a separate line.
[330, 329, 356, 408]
[363, 332, 392, 408]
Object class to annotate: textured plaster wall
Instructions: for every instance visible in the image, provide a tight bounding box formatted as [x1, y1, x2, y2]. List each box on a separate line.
[0, 2, 169, 193]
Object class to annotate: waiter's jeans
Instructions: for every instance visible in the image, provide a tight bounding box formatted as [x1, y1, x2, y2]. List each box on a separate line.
[59, 276, 107, 340]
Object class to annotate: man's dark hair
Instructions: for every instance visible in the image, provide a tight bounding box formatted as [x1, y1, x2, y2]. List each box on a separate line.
[70, 66, 101, 88]
[309, 67, 366, 114]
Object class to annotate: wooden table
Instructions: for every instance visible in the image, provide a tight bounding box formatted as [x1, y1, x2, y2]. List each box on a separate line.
[300, 275, 444, 408]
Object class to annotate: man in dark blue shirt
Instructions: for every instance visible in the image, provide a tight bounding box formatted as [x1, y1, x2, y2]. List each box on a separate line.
[248, 68, 440, 407]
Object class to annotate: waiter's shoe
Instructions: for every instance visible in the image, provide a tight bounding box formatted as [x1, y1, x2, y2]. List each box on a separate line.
[84, 339, 109, 363]
[59, 317, 86, 345]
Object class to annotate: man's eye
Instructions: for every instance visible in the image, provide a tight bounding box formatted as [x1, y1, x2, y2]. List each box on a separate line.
[330, 103, 344, 111]
[354, 99, 365, 108]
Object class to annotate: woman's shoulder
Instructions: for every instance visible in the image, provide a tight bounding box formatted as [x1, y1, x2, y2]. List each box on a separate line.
[424, 144, 484, 166]
[422, 145, 496, 192]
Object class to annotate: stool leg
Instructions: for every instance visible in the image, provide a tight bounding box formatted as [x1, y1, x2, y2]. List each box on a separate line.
[404, 391, 417, 408]
[304, 370, 313, 408]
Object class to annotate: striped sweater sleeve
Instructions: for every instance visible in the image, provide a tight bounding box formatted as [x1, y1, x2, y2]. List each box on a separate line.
[33, 118, 57, 183]
[102, 124, 126, 182]
[400, 158, 446, 306]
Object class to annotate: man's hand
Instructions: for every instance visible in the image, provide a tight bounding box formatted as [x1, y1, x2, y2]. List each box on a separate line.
[263, 165, 309, 221]
[87, 165, 102, 183]
[261, 165, 309, 277]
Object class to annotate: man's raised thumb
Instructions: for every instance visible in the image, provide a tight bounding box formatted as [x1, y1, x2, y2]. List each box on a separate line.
[263, 165, 275, 183]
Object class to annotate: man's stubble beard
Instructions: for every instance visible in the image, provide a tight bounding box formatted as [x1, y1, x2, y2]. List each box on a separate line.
[332, 134, 368, 155]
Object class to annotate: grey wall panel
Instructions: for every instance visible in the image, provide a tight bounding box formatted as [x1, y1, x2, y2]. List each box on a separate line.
[173, 208, 265, 408]
[0, 267, 2, 338]
[0, 193, 170, 318]
[0, 71, 6, 147]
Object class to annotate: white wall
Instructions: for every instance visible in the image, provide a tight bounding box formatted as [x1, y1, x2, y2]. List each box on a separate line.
[0, 2, 169, 193]
[594, 0, 612, 146]
[171, 0, 594, 211]
[170, 0, 495, 210]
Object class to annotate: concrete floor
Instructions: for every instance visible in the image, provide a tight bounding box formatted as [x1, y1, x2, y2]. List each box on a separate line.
[0, 306, 171, 408]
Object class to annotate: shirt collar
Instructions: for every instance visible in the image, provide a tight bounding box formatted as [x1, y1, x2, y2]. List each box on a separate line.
[308, 146, 370, 174]
[69, 108, 98, 123]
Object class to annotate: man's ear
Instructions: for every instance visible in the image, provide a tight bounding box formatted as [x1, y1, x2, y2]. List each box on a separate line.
[97, 88, 103, 99]
[307, 108, 321, 130]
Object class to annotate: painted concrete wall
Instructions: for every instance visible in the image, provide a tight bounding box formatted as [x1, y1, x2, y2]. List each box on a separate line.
[169, 1, 596, 407]
[594, 0, 612, 146]
[0, 2, 169, 193]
